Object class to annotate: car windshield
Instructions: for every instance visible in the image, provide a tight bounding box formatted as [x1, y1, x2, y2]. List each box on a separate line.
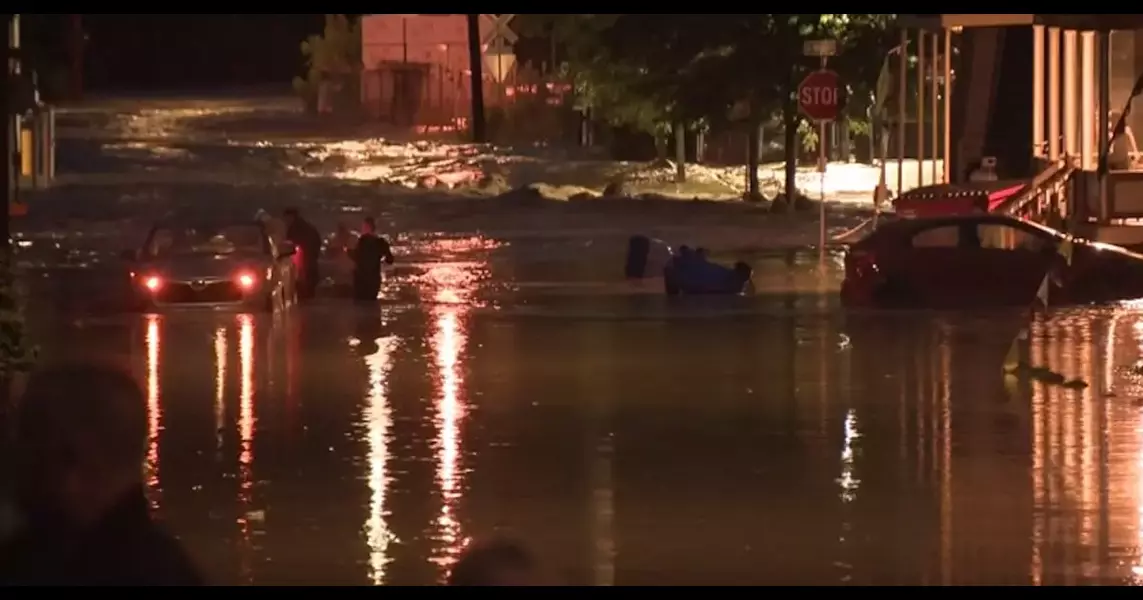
[147, 224, 265, 257]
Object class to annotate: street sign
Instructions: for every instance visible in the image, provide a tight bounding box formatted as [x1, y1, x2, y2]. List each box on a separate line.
[480, 14, 518, 46]
[797, 69, 842, 122]
[803, 39, 837, 58]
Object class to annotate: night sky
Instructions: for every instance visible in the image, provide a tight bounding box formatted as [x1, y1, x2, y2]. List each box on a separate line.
[22, 14, 328, 92]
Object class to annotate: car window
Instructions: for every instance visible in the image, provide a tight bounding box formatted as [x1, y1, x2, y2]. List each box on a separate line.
[147, 225, 267, 258]
[910, 225, 960, 248]
[978, 223, 1054, 252]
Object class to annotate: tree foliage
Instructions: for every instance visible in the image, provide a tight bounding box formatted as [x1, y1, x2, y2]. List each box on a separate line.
[518, 14, 896, 134]
[292, 14, 362, 111]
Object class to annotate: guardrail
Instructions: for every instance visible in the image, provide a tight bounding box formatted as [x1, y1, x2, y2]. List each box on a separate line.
[991, 159, 1075, 224]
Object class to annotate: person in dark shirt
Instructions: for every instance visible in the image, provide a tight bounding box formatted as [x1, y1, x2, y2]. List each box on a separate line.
[283, 207, 323, 300]
[350, 217, 394, 302]
[0, 363, 203, 586]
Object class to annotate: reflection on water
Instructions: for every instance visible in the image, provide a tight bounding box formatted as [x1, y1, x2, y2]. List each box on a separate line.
[144, 314, 162, 508]
[236, 313, 258, 581]
[431, 307, 467, 575]
[35, 259, 1143, 585]
[424, 258, 475, 578]
[214, 327, 226, 452]
[363, 333, 398, 585]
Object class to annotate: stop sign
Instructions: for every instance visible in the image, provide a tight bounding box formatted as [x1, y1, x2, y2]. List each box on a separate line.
[797, 69, 842, 122]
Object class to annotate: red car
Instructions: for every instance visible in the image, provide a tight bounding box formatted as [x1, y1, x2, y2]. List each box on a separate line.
[841, 214, 1143, 309]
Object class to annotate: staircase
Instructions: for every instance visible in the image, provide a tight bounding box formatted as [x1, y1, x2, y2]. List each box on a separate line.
[992, 160, 1075, 226]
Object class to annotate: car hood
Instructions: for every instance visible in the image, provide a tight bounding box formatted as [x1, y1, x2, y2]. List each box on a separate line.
[149, 253, 270, 281]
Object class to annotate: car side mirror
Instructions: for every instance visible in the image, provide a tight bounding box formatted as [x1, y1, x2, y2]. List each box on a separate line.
[278, 242, 296, 257]
[120, 249, 137, 261]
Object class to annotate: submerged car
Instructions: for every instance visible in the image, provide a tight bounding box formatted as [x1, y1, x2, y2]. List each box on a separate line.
[841, 214, 1143, 309]
[122, 219, 298, 312]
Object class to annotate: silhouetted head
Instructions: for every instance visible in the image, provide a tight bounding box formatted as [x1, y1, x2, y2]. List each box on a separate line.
[733, 261, 753, 287]
[362, 216, 376, 234]
[448, 539, 539, 586]
[14, 362, 149, 529]
[283, 207, 300, 225]
[677, 245, 693, 259]
[696, 247, 709, 261]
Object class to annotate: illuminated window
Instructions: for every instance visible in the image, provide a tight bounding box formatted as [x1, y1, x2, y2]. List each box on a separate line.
[978, 223, 1053, 252]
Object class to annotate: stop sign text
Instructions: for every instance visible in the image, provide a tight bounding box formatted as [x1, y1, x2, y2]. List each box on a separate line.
[797, 70, 842, 122]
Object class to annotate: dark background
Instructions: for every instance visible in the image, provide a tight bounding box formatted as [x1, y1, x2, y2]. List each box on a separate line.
[21, 14, 552, 96]
[21, 14, 329, 93]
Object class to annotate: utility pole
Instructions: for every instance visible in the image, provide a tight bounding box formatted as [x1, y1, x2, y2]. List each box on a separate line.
[465, 14, 487, 143]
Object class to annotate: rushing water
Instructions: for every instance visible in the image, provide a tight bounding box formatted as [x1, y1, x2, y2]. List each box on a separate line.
[20, 238, 1143, 586]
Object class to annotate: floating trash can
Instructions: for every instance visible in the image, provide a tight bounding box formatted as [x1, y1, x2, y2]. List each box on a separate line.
[625, 235, 651, 279]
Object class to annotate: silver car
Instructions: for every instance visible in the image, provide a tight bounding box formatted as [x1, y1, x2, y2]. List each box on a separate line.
[123, 220, 298, 312]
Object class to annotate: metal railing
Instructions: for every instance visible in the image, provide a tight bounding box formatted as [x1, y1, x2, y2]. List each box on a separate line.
[992, 159, 1075, 223]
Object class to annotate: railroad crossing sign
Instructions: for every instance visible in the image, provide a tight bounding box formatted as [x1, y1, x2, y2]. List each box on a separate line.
[797, 69, 842, 122]
[480, 14, 518, 46]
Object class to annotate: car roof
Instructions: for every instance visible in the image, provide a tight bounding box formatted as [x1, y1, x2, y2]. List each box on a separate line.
[863, 214, 1143, 260]
[870, 214, 1066, 239]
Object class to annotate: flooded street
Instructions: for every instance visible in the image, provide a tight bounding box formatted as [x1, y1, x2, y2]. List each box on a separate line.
[26, 250, 1143, 586]
[15, 97, 1143, 585]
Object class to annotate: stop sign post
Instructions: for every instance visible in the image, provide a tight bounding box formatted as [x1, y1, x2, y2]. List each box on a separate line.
[801, 40, 839, 269]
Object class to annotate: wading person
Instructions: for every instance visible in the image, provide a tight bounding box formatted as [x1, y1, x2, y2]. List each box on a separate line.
[0, 363, 203, 586]
[350, 217, 394, 302]
[283, 207, 323, 301]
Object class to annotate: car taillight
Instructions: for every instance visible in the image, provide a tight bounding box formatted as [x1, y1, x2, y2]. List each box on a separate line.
[142, 275, 163, 292]
[235, 271, 257, 290]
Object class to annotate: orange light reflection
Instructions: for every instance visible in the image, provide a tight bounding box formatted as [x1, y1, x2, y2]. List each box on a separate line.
[364, 335, 399, 585]
[237, 313, 257, 579]
[423, 259, 476, 577]
[1030, 317, 1045, 586]
[432, 307, 468, 571]
[144, 314, 163, 508]
[214, 327, 227, 453]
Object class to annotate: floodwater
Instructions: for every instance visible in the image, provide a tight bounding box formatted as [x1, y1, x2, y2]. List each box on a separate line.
[24, 239, 1143, 586]
[16, 97, 1143, 585]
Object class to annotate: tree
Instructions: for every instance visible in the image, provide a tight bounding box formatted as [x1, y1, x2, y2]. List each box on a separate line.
[292, 14, 362, 115]
[672, 14, 895, 203]
[520, 14, 895, 199]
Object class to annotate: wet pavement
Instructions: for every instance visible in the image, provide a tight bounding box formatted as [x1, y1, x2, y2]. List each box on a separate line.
[13, 98, 1143, 585]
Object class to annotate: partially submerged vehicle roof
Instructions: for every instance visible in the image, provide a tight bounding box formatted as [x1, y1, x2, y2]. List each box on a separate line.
[863, 214, 1066, 241]
[863, 214, 1143, 259]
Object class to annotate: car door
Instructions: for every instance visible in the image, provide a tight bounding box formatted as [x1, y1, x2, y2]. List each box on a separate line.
[976, 221, 1056, 307]
[893, 222, 986, 308]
